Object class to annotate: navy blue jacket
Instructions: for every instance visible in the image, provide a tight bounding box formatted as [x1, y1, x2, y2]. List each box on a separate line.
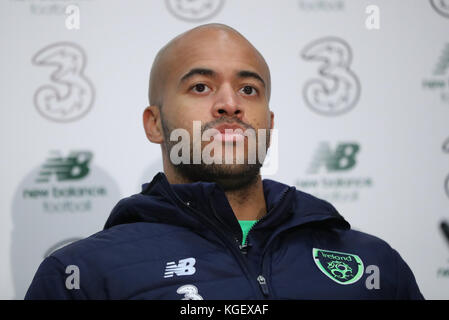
[25, 172, 424, 299]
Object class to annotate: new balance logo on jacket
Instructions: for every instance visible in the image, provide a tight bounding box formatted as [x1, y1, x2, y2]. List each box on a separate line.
[164, 258, 196, 278]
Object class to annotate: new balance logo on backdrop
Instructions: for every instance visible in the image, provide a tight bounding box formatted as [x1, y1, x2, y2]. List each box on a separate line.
[422, 43, 449, 103]
[36, 151, 93, 183]
[295, 142, 373, 203]
[20, 150, 113, 214]
[164, 258, 197, 278]
[307, 142, 360, 174]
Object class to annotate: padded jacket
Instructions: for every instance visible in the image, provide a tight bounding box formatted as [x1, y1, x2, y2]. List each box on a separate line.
[25, 172, 424, 299]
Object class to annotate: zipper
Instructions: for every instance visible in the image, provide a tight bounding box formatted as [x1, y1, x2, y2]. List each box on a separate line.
[241, 186, 291, 297]
[257, 275, 269, 296]
[161, 179, 291, 299]
[242, 186, 291, 248]
[169, 191, 266, 299]
[208, 197, 242, 248]
[238, 221, 257, 255]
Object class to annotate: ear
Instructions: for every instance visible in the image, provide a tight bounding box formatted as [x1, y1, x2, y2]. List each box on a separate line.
[143, 106, 164, 144]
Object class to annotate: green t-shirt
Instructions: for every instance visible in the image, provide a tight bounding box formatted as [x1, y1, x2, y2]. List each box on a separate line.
[238, 220, 258, 245]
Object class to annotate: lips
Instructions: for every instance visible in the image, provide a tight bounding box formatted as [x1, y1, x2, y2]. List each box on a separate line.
[214, 123, 245, 134]
[212, 124, 246, 142]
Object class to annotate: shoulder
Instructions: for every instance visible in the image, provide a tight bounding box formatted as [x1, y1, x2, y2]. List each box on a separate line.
[293, 188, 340, 214]
[339, 228, 394, 250]
[25, 222, 194, 298]
[50, 222, 188, 264]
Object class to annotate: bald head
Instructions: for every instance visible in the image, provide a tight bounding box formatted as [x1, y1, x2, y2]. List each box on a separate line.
[148, 23, 271, 108]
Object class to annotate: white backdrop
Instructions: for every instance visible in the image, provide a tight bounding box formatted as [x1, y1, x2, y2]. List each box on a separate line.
[1, 0, 448, 299]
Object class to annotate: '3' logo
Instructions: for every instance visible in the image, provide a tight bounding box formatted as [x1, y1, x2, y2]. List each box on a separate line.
[301, 37, 361, 117]
[32, 42, 95, 122]
[176, 284, 203, 300]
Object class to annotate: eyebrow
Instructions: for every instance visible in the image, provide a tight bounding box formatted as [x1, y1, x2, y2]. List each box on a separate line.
[179, 68, 266, 88]
[237, 70, 266, 88]
[180, 68, 216, 84]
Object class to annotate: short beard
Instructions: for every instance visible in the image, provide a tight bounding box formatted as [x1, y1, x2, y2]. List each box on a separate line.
[174, 162, 262, 191]
[160, 113, 267, 191]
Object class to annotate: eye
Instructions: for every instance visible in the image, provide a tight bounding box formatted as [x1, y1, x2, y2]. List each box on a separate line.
[240, 85, 257, 96]
[191, 83, 211, 94]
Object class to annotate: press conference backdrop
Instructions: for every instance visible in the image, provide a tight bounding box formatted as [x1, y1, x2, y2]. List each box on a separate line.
[1, 0, 448, 299]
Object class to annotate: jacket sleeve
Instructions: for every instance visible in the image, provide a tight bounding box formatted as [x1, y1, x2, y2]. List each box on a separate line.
[392, 248, 425, 300]
[24, 256, 87, 300]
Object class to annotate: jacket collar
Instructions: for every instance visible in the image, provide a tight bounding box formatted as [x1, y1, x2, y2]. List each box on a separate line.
[104, 172, 350, 234]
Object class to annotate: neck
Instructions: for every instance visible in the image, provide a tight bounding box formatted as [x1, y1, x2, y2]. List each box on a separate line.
[163, 159, 267, 221]
[224, 176, 266, 221]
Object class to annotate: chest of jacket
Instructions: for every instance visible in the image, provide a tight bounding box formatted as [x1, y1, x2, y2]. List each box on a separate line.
[92, 223, 396, 300]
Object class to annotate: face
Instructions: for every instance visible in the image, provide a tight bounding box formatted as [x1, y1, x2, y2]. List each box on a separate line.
[145, 28, 274, 190]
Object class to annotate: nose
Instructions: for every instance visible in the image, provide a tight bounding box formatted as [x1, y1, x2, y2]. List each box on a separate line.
[211, 84, 243, 119]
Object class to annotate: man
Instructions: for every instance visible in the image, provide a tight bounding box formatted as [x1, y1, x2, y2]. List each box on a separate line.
[25, 24, 424, 299]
